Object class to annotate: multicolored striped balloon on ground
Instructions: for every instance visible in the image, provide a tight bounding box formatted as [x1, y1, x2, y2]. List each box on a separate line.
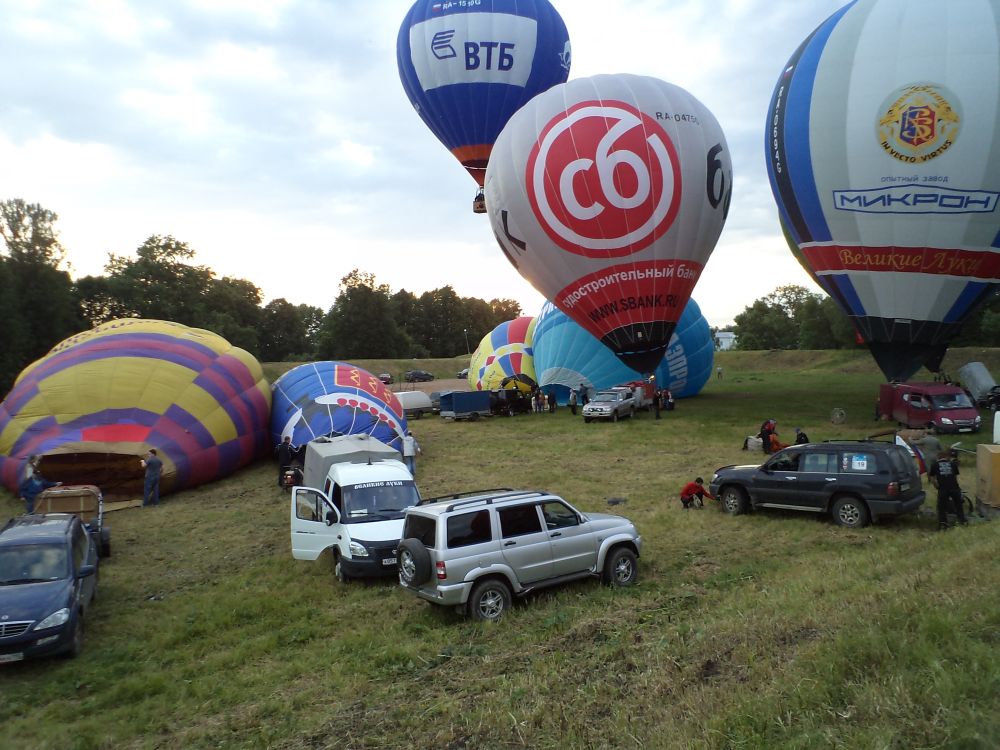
[270, 362, 407, 452]
[469, 317, 537, 391]
[0, 319, 271, 498]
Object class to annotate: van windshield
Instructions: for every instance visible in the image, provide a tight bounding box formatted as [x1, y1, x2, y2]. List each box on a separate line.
[930, 392, 974, 410]
[342, 480, 421, 523]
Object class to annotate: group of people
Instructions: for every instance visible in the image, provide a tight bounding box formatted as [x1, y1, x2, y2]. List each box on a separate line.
[754, 419, 809, 454]
[529, 388, 556, 414]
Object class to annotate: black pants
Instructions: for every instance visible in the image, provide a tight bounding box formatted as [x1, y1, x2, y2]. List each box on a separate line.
[681, 493, 705, 508]
[937, 487, 967, 526]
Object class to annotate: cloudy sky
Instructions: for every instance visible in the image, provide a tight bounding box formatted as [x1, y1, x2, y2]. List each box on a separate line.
[0, 0, 849, 327]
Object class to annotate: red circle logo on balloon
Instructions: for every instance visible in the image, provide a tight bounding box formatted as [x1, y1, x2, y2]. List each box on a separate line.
[526, 100, 682, 259]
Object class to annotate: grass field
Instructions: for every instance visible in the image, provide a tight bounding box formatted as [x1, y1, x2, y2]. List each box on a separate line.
[1, 349, 999, 749]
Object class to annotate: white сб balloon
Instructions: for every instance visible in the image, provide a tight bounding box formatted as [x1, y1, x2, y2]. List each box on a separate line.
[486, 73, 731, 374]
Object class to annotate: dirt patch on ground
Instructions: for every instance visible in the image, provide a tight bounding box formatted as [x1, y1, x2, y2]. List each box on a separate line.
[391, 378, 467, 394]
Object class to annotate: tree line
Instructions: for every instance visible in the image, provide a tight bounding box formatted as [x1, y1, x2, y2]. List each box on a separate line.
[0, 198, 522, 395]
[728, 284, 1000, 350]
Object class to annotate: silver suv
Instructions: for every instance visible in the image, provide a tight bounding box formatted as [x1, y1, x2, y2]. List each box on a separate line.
[396, 489, 642, 621]
[583, 390, 635, 423]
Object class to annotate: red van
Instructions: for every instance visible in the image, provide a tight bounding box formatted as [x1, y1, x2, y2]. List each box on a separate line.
[877, 382, 981, 434]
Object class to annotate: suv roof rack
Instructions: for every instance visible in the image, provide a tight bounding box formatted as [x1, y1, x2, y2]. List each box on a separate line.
[418, 488, 514, 506]
[444, 490, 548, 513]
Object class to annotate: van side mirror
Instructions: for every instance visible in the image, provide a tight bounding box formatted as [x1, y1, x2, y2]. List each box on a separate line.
[325, 509, 339, 526]
[77, 564, 96, 579]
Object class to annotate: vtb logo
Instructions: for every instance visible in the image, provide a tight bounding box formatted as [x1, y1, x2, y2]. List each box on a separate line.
[526, 101, 682, 258]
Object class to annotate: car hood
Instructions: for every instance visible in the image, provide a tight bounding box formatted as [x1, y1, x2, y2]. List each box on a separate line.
[345, 518, 406, 544]
[0, 579, 72, 621]
[715, 464, 761, 473]
[584, 512, 635, 532]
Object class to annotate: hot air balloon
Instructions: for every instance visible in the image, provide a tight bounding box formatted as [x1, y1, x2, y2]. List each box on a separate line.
[766, 0, 1000, 382]
[397, 0, 571, 210]
[469, 316, 537, 391]
[270, 362, 407, 452]
[485, 74, 732, 374]
[533, 299, 714, 402]
[0, 320, 271, 502]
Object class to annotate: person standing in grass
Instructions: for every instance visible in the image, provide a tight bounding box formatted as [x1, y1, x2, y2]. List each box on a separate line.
[402, 431, 421, 477]
[568, 388, 577, 415]
[679, 478, 714, 509]
[141, 449, 163, 507]
[928, 448, 967, 530]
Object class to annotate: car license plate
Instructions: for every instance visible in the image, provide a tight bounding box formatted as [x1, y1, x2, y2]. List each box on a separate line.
[382, 557, 397, 566]
[0, 653, 24, 664]
[959, 428, 972, 433]
[900, 483, 910, 492]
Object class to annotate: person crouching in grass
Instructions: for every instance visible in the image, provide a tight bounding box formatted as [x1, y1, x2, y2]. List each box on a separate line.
[680, 477, 714, 509]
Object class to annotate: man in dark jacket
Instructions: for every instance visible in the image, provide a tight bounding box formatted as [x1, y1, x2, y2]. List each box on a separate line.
[929, 448, 967, 530]
[275, 436, 296, 487]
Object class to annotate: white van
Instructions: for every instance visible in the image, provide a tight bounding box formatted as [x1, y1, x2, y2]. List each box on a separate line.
[289, 435, 421, 582]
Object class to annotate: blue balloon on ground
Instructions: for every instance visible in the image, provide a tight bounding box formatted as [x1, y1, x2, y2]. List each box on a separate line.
[270, 362, 407, 452]
[533, 299, 714, 400]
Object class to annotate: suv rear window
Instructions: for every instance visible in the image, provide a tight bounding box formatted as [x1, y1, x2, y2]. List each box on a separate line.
[499, 504, 542, 538]
[447, 510, 492, 548]
[403, 514, 436, 547]
[841, 451, 877, 474]
[887, 446, 915, 475]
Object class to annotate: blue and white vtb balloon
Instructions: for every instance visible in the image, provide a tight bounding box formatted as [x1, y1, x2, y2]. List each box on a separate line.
[533, 299, 713, 400]
[397, 0, 570, 187]
[766, 0, 1000, 382]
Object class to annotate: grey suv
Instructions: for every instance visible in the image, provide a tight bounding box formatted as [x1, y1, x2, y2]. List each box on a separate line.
[396, 489, 642, 621]
[710, 440, 925, 528]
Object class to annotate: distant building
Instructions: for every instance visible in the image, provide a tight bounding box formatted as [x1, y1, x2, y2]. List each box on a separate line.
[715, 331, 737, 351]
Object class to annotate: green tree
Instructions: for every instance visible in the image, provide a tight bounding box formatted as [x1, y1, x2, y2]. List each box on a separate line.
[259, 299, 323, 361]
[0, 199, 81, 392]
[315, 270, 410, 359]
[733, 299, 797, 350]
[103, 235, 215, 325]
[410, 286, 469, 358]
[489, 298, 523, 322]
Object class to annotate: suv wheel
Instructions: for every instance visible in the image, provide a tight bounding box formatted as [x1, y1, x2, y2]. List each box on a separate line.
[468, 579, 511, 622]
[721, 486, 749, 515]
[397, 539, 432, 586]
[831, 496, 870, 528]
[603, 547, 638, 587]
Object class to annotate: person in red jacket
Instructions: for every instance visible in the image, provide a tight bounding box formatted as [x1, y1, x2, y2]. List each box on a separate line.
[679, 477, 715, 509]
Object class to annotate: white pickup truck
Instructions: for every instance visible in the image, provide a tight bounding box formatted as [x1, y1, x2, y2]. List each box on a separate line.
[289, 434, 421, 583]
[583, 389, 636, 423]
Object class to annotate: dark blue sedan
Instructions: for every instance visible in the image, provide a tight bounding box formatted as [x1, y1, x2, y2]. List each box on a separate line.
[0, 514, 98, 662]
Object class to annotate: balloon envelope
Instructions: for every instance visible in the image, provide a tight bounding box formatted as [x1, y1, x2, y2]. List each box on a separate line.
[397, 0, 571, 186]
[469, 316, 537, 391]
[270, 362, 407, 452]
[485, 73, 732, 373]
[766, 0, 1000, 381]
[533, 299, 714, 400]
[0, 320, 271, 500]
